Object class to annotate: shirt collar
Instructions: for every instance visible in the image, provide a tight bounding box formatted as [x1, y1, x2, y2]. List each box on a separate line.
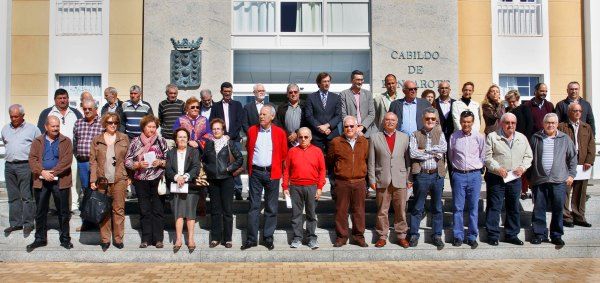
[352, 88, 361, 95]
[403, 98, 416, 105]
[260, 125, 271, 133]
[384, 130, 395, 137]
[570, 119, 580, 127]
[319, 90, 328, 97]
[9, 122, 25, 129]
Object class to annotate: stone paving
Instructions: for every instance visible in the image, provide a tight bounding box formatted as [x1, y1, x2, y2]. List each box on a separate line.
[0, 258, 598, 282]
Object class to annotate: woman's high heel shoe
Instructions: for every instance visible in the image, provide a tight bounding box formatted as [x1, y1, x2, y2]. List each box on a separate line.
[188, 244, 196, 253]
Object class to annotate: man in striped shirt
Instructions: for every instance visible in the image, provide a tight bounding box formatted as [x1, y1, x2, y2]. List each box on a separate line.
[158, 84, 185, 148]
[121, 85, 153, 139]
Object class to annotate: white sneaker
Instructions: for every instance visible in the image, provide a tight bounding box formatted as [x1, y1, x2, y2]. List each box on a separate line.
[308, 239, 319, 250]
[290, 239, 301, 248]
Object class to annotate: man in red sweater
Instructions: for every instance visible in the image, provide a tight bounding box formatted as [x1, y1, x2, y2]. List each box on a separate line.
[241, 104, 288, 251]
[283, 127, 326, 249]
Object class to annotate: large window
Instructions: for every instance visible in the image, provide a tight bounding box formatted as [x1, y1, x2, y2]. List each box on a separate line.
[234, 50, 370, 84]
[233, 0, 369, 34]
[496, 0, 542, 36]
[56, 0, 103, 36]
[499, 74, 541, 98]
[58, 75, 102, 107]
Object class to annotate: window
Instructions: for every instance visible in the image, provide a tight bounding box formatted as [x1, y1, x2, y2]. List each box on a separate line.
[496, 0, 542, 36]
[56, 0, 103, 36]
[280, 2, 322, 32]
[499, 75, 541, 98]
[233, 1, 275, 33]
[57, 75, 102, 108]
[328, 2, 368, 33]
[234, 50, 370, 84]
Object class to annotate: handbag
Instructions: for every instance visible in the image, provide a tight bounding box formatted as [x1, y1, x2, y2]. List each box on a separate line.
[228, 144, 245, 177]
[81, 178, 113, 224]
[195, 164, 210, 187]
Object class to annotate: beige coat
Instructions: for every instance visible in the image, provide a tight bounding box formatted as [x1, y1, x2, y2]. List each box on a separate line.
[368, 131, 411, 189]
[484, 130, 533, 176]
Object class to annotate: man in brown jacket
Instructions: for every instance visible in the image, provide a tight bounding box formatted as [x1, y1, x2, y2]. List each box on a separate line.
[558, 102, 595, 228]
[27, 116, 74, 252]
[327, 115, 369, 247]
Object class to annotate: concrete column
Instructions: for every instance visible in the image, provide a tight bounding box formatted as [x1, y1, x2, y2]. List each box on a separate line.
[0, 1, 11, 126]
[584, 0, 600, 178]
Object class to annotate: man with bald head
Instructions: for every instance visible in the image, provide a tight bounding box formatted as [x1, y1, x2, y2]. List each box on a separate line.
[484, 113, 533, 246]
[2, 104, 41, 235]
[368, 112, 411, 248]
[389, 80, 432, 135]
[73, 99, 104, 231]
[558, 102, 595, 228]
[28, 116, 74, 252]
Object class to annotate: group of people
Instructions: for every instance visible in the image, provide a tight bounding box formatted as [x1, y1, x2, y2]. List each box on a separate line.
[1, 70, 594, 253]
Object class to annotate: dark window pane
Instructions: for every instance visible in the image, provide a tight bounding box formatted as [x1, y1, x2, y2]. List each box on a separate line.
[280, 3, 297, 32]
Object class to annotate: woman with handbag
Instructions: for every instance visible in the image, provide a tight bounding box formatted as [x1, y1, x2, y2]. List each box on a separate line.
[89, 113, 130, 251]
[165, 128, 200, 253]
[125, 115, 168, 249]
[202, 118, 243, 248]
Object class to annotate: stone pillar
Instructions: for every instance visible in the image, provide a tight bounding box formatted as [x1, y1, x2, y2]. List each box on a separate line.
[371, 0, 459, 96]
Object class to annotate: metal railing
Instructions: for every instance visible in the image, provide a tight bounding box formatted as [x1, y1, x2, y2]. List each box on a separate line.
[497, 2, 542, 37]
[56, 0, 103, 36]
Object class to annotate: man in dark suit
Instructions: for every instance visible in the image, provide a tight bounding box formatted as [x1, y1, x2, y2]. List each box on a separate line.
[211, 82, 245, 200]
[435, 81, 455, 142]
[242, 83, 266, 133]
[389, 80, 432, 135]
[304, 72, 342, 155]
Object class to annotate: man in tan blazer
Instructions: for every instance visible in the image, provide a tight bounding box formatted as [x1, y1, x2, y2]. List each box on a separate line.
[558, 102, 595, 228]
[368, 112, 412, 248]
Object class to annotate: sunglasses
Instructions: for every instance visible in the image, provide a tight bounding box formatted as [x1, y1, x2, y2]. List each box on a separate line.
[424, 117, 437, 121]
[288, 91, 299, 94]
[189, 106, 200, 110]
[83, 108, 93, 111]
[298, 136, 310, 140]
[106, 121, 118, 125]
[406, 88, 418, 92]
[344, 125, 356, 129]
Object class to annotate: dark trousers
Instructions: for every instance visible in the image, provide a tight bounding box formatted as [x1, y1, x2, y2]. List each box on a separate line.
[313, 138, 335, 192]
[135, 179, 164, 244]
[247, 170, 280, 243]
[5, 162, 35, 228]
[564, 180, 588, 223]
[532, 182, 566, 240]
[485, 173, 522, 241]
[334, 179, 366, 242]
[290, 185, 318, 241]
[410, 172, 444, 239]
[208, 177, 235, 243]
[34, 181, 71, 243]
[232, 141, 243, 193]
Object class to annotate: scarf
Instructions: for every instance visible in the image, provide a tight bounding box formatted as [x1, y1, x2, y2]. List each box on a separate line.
[214, 135, 230, 154]
[137, 132, 158, 161]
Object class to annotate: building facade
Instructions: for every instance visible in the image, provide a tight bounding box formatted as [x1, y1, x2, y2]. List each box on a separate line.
[2, 0, 598, 136]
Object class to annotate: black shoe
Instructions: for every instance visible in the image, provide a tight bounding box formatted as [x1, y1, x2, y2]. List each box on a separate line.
[240, 242, 257, 250]
[100, 242, 110, 252]
[574, 221, 592, 227]
[505, 237, 524, 246]
[466, 239, 478, 249]
[26, 241, 47, 252]
[113, 242, 124, 249]
[432, 237, 445, 250]
[531, 237, 543, 245]
[60, 241, 74, 249]
[452, 238, 462, 247]
[564, 221, 574, 228]
[488, 239, 499, 246]
[235, 192, 243, 201]
[4, 226, 23, 234]
[551, 238, 565, 246]
[264, 241, 275, 250]
[23, 226, 34, 235]
[409, 237, 418, 247]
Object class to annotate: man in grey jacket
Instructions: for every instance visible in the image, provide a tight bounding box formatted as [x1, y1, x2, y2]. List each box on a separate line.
[529, 113, 577, 246]
[339, 70, 376, 138]
[484, 113, 533, 246]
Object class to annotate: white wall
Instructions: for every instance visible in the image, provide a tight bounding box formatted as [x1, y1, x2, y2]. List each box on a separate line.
[0, 0, 11, 126]
[491, 0, 551, 98]
[47, 0, 110, 106]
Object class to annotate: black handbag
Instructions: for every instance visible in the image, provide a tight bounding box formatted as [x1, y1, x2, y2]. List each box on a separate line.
[81, 178, 113, 224]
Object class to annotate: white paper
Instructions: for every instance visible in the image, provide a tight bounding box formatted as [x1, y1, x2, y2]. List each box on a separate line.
[170, 183, 188, 194]
[39, 176, 58, 181]
[285, 195, 292, 209]
[574, 165, 592, 180]
[143, 152, 157, 167]
[503, 171, 519, 183]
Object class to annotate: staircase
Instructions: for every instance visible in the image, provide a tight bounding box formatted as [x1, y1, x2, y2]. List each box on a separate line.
[1, 179, 599, 262]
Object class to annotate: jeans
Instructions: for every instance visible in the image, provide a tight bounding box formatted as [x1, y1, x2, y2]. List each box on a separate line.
[451, 171, 482, 241]
[246, 170, 280, 244]
[209, 177, 235, 243]
[532, 182, 566, 240]
[5, 162, 35, 228]
[290, 185, 318, 242]
[409, 172, 444, 239]
[34, 181, 71, 243]
[485, 173, 522, 241]
[232, 141, 243, 194]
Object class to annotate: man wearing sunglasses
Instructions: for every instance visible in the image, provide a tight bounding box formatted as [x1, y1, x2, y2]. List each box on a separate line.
[389, 80, 432, 136]
[274, 83, 305, 147]
[72, 99, 104, 231]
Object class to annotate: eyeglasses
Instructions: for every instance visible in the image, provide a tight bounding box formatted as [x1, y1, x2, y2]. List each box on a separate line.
[82, 108, 93, 111]
[344, 125, 356, 129]
[106, 121, 118, 125]
[189, 106, 200, 110]
[438, 87, 450, 90]
[424, 117, 437, 121]
[298, 136, 310, 140]
[406, 88, 418, 92]
[288, 91, 299, 94]
[570, 110, 583, 113]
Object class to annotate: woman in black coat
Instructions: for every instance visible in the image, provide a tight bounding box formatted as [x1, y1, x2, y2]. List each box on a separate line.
[202, 118, 243, 248]
[165, 128, 200, 253]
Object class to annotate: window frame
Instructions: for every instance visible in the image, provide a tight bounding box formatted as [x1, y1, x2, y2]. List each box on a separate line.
[498, 74, 543, 100]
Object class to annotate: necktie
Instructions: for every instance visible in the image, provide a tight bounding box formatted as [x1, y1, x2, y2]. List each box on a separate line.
[321, 93, 327, 108]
